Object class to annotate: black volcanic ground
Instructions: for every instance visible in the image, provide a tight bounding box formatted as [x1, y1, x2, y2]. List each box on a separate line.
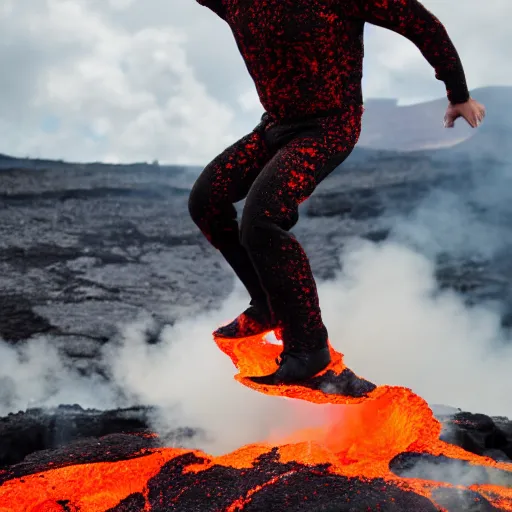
[1, 93, 512, 510]
[1, 142, 511, 353]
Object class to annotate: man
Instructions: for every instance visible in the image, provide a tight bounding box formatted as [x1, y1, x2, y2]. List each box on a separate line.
[188, 0, 486, 385]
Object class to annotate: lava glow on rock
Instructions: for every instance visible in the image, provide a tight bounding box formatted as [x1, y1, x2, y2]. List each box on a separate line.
[1, 333, 512, 511]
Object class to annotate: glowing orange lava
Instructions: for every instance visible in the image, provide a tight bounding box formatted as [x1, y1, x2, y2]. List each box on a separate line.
[0, 449, 185, 512]
[1, 332, 511, 511]
[214, 333, 512, 509]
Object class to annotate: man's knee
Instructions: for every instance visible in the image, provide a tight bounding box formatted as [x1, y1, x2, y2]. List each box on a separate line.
[188, 162, 220, 228]
[188, 173, 240, 249]
[187, 181, 206, 227]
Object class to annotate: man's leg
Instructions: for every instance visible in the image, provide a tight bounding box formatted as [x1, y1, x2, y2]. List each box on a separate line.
[240, 106, 362, 383]
[188, 119, 276, 335]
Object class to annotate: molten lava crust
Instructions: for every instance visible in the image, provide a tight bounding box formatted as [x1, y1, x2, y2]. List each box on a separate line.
[1, 333, 511, 511]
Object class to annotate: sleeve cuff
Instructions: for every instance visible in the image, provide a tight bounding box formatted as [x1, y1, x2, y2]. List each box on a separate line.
[444, 73, 471, 104]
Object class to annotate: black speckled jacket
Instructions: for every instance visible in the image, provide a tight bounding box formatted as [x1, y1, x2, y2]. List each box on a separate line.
[197, 0, 470, 121]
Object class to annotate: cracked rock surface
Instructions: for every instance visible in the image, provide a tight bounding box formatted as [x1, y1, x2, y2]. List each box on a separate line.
[1, 146, 511, 354]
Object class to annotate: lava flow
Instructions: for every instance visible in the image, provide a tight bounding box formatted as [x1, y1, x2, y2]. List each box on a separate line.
[1, 332, 512, 511]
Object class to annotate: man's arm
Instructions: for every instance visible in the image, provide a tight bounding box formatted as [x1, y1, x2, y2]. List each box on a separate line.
[352, 0, 470, 104]
[196, 0, 226, 21]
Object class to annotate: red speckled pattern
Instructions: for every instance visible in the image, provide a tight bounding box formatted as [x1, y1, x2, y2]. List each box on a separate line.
[197, 0, 470, 120]
[191, 0, 469, 352]
[189, 106, 362, 351]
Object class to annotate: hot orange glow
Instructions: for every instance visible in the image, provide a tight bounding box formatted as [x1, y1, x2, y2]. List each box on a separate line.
[0, 449, 190, 512]
[215, 333, 512, 508]
[1, 332, 511, 511]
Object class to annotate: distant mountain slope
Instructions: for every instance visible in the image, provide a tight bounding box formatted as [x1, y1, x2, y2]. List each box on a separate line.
[359, 85, 512, 153]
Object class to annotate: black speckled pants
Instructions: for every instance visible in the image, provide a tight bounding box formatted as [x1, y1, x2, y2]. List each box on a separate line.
[188, 105, 363, 351]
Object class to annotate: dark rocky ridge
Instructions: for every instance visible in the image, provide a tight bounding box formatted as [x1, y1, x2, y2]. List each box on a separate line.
[0, 405, 198, 470]
[2, 405, 512, 472]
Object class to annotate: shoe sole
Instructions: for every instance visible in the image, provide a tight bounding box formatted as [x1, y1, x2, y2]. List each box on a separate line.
[212, 328, 276, 340]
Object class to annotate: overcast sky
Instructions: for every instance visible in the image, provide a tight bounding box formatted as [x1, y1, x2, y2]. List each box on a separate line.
[0, 0, 509, 165]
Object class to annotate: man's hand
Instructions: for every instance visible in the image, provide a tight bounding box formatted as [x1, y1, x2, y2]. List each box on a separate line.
[444, 98, 486, 129]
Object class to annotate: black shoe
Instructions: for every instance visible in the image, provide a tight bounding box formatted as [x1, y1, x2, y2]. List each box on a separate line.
[213, 305, 276, 339]
[248, 346, 331, 385]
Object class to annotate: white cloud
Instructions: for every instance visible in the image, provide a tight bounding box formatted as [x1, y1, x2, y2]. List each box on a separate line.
[0, 0, 236, 164]
[0, 0, 510, 164]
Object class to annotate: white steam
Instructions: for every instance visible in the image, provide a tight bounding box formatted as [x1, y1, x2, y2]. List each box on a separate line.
[0, 336, 118, 415]
[90, 237, 510, 455]
[101, 294, 334, 454]
[0, 234, 511, 454]
[321, 239, 512, 417]
[1, 165, 512, 455]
